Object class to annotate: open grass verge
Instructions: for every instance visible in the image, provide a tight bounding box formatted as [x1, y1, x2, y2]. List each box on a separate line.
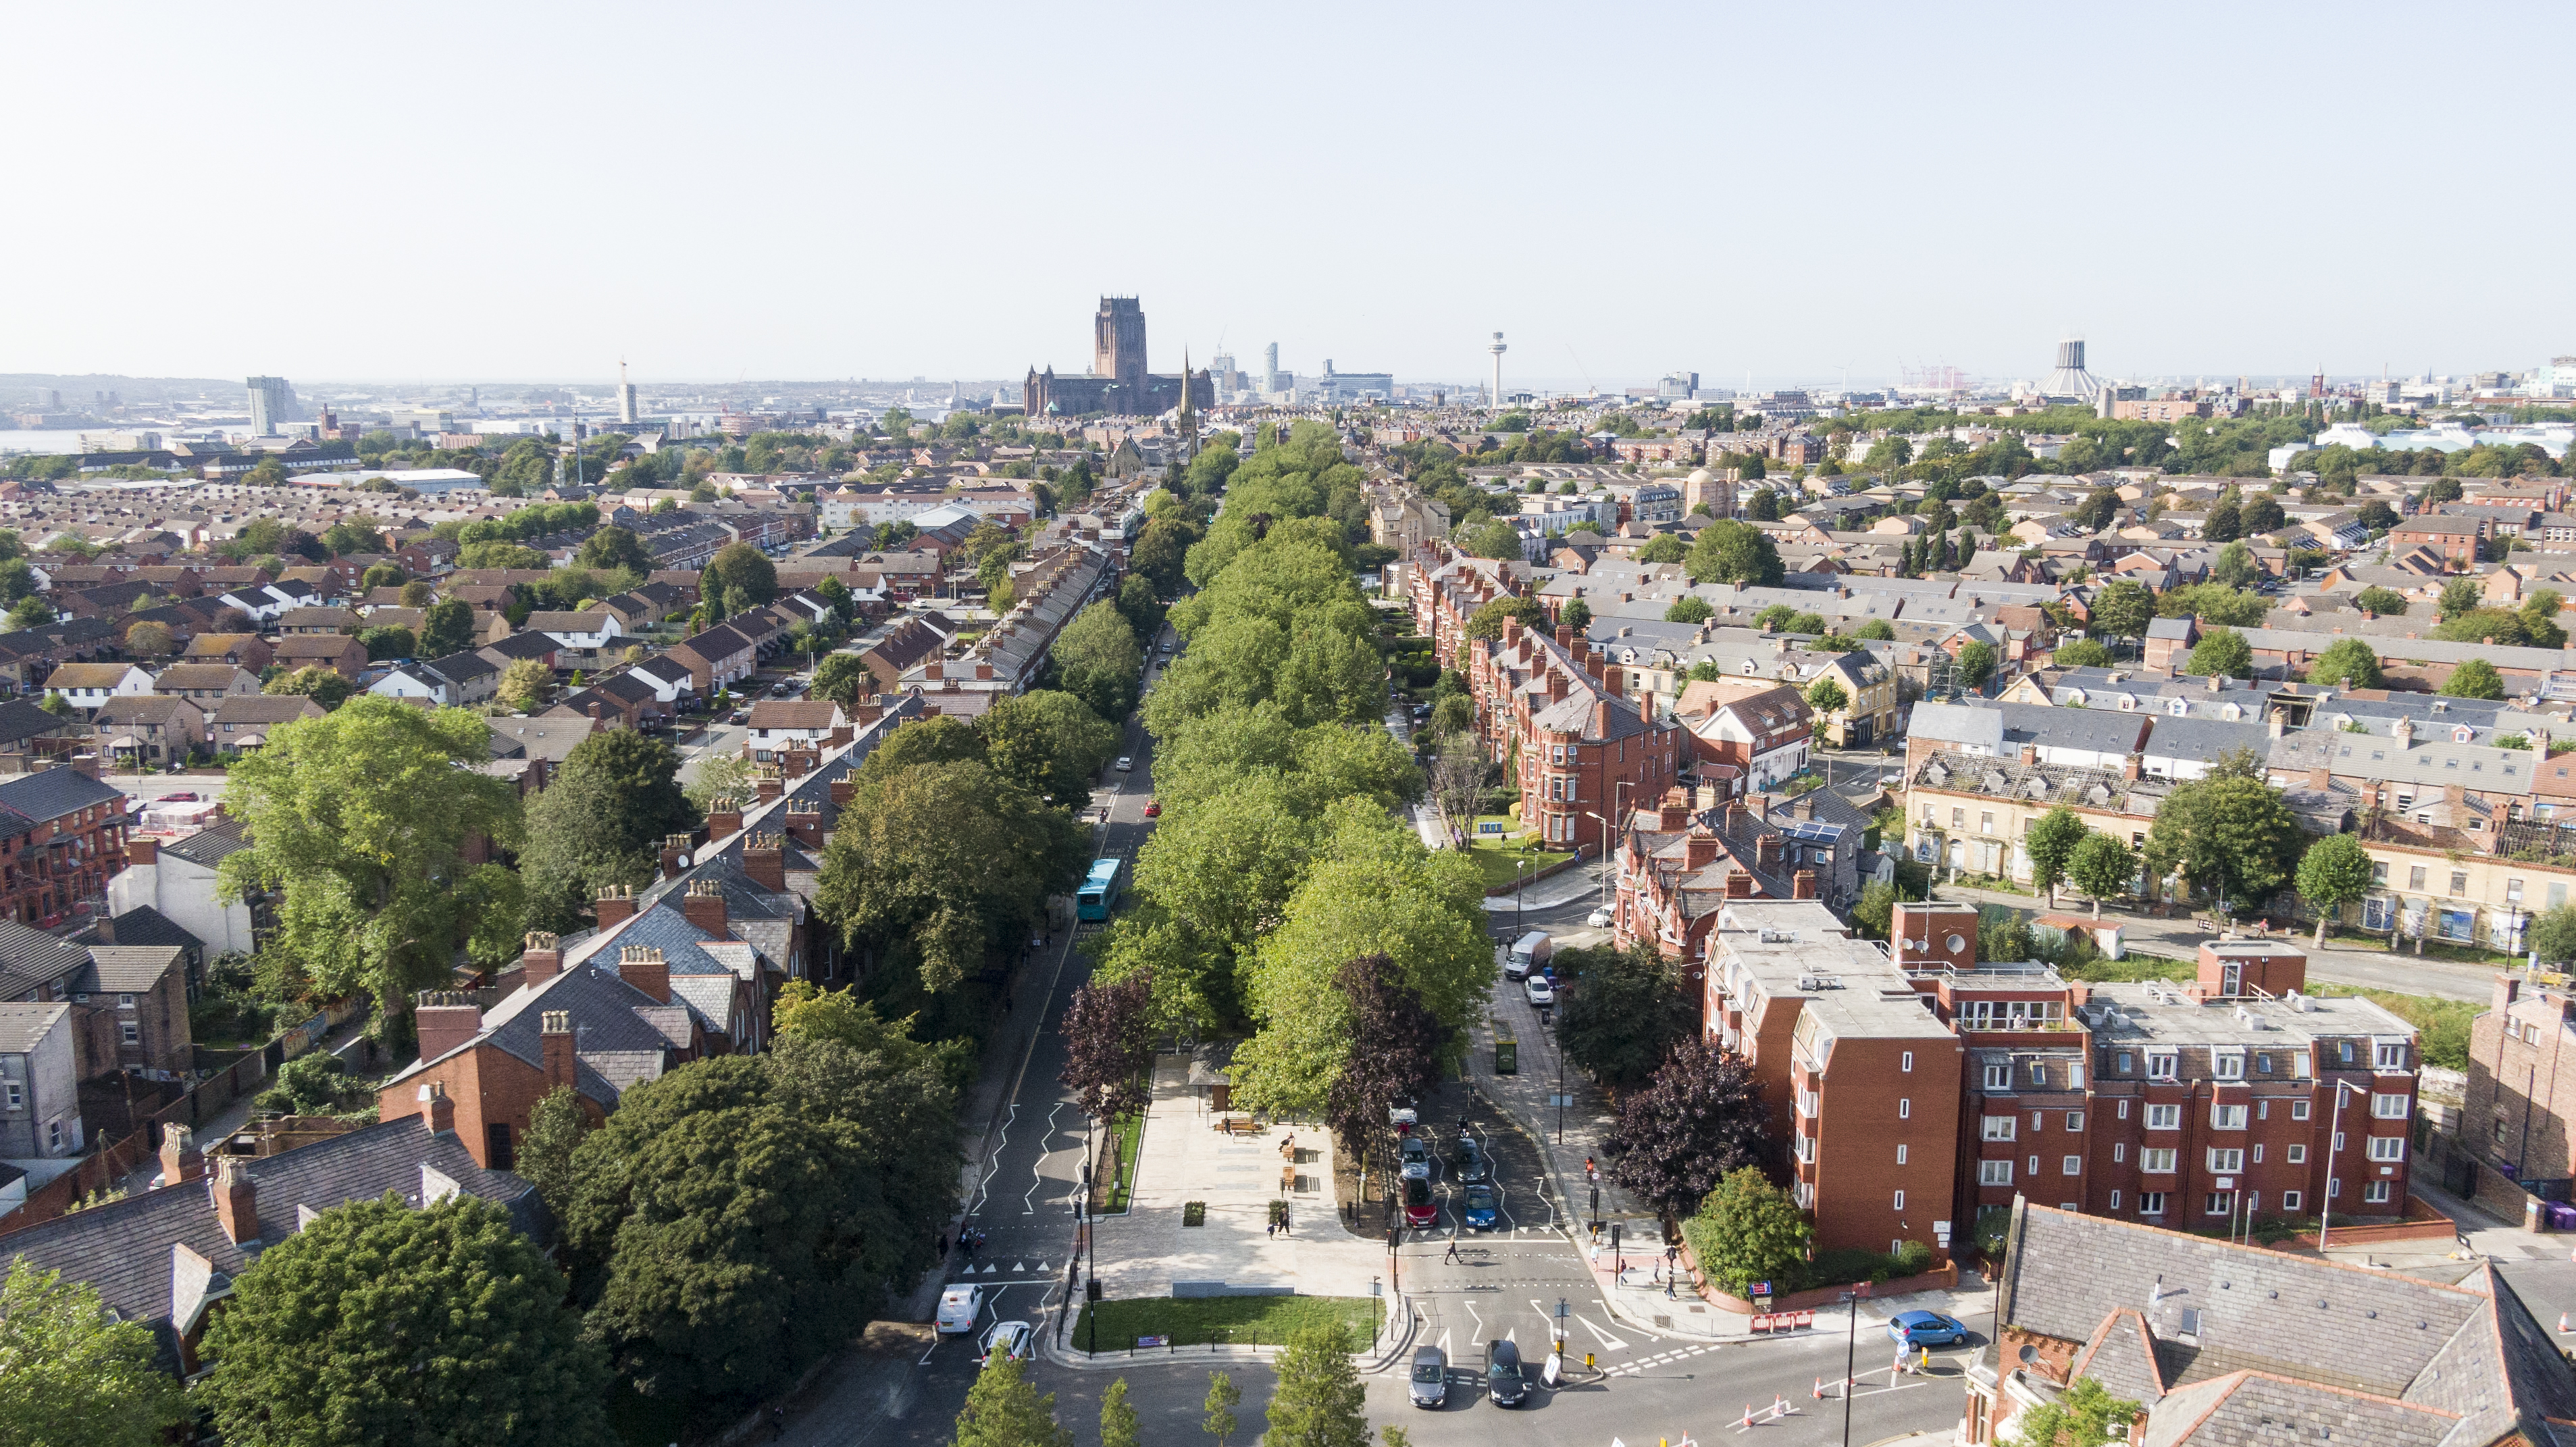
[1071, 1294, 1381, 1352]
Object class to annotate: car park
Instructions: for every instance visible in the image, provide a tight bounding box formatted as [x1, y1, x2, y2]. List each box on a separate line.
[935, 1286, 984, 1334]
[1462, 1182, 1498, 1229]
[1403, 1176, 1438, 1227]
[1524, 975, 1555, 1007]
[980, 1320, 1034, 1361]
[1485, 1340, 1526, 1406]
[1399, 1135, 1430, 1179]
[1409, 1345, 1448, 1407]
[1887, 1310, 1970, 1348]
[1454, 1140, 1488, 1184]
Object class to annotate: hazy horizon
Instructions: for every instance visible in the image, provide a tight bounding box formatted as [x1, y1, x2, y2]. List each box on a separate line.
[7, 1, 2569, 386]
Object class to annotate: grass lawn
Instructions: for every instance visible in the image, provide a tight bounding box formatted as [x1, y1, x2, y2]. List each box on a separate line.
[1102, 1109, 1143, 1213]
[1463, 839, 1574, 892]
[1073, 1294, 1382, 1352]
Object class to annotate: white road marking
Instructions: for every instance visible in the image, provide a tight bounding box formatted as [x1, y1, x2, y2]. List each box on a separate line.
[1575, 1311, 1630, 1352]
[1464, 1301, 1484, 1340]
[1023, 1100, 1066, 1214]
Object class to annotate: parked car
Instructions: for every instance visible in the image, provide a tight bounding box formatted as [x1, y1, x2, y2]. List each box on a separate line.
[1486, 1340, 1526, 1406]
[1409, 1345, 1448, 1408]
[1462, 1182, 1498, 1230]
[1503, 931, 1550, 980]
[1389, 1100, 1418, 1134]
[980, 1319, 1034, 1361]
[1399, 1135, 1430, 1179]
[935, 1286, 984, 1334]
[728, 709, 750, 725]
[1455, 1140, 1488, 1184]
[1524, 975, 1555, 1007]
[1115, 756, 1133, 773]
[1143, 799, 1160, 817]
[1887, 1310, 1971, 1348]
[1403, 1176, 1438, 1227]
[1585, 906, 1613, 928]
[155, 792, 199, 803]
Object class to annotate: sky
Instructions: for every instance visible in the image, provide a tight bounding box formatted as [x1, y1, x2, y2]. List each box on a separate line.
[5, 1, 2572, 392]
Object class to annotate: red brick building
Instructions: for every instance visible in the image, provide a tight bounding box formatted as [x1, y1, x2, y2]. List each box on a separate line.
[2386, 514, 2488, 567]
[0, 761, 132, 928]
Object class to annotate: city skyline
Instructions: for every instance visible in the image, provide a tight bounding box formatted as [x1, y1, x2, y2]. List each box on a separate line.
[3, 2, 2571, 384]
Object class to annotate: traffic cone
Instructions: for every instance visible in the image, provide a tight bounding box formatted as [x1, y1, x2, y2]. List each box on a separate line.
[1741, 1403, 1757, 1431]
[1814, 1377, 1827, 1400]
[2560, 1313, 2571, 1334]
[1772, 1394, 1791, 1420]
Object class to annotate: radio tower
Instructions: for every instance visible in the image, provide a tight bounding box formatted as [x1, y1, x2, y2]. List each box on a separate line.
[1488, 332, 1508, 409]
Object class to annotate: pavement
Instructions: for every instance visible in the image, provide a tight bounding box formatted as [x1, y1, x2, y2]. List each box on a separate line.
[1926, 880, 2500, 1002]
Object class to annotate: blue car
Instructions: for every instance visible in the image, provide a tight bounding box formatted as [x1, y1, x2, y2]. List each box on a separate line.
[1887, 1310, 1970, 1348]
[1462, 1182, 1498, 1229]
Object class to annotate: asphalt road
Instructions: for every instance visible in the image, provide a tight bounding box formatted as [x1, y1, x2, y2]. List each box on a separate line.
[821, 638, 1173, 1447]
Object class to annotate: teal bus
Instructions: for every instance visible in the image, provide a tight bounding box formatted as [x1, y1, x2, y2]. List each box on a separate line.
[1076, 857, 1123, 921]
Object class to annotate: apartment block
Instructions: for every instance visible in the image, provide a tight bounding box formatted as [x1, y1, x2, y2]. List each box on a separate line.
[1703, 899, 1963, 1255]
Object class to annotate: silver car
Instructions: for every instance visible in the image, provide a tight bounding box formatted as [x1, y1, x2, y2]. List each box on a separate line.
[1409, 1345, 1447, 1407]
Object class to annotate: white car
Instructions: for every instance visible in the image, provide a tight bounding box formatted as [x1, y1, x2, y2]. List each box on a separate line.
[1115, 757, 1133, 773]
[935, 1285, 984, 1334]
[1585, 907, 1613, 928]
[981, 1319, 1035, 1362]
[1524, 976, 1556, 1007]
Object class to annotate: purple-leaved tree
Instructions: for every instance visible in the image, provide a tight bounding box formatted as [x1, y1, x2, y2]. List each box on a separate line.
[1602, 1038, 1769, 1221]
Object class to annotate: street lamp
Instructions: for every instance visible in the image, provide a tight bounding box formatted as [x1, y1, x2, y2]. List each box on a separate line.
[1516, 857, 1529, 936]
[2317, 1077, 2367, 1252]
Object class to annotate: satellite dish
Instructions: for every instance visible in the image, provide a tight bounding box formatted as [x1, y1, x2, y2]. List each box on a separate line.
[2019, 1345, 2040, 1365]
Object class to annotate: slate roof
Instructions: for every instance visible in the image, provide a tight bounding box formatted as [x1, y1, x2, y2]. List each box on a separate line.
[209, 694, 326, 728]
[1998, 1200, 2576, 1447]
[151, 663, 255, 692]
[380, 956, 686, 1111]
[160, 816, 253, 869]
[0, 999, 72, 1053]
[478, 630, 560, 662]
[0, 1113, 538, 1372]
[0, 763, 126, 823]
[0, 699, 71, 746]
[104, 905, 202, 956]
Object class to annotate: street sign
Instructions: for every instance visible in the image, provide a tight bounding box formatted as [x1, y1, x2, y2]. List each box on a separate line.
[1549, 1093, 1574, 1107]
[1751, 1279, 1772, 1297]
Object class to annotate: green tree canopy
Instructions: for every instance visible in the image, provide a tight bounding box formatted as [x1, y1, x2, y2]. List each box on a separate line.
[1955, 639, 1997, 688]
[2188, 626, 2255, 679]
[952, 1357, 1073, 1447]
[2025, 806, 2089, 907]
[1687, 1167, 1814, 1298]
[1053, 599, 1146, 722]
[217, 698, 525, 1017]
[1602, 1040, 1769, 1220]
[565, 1044, 956, 1415]
[2067, 831, 2136, 917]
[1262, 1324, 1370, 1447]
[417, 598, 475, 659]
[2055, 638, 2113, 667]
[2090, 579, 2155, 638]
[979, 689, 1118, 803]
[2442, 657, 2507, 700]
[519, 728, 699, 934]
[2007, 1377, 2142, 1447]
[200, 1195, 613, 1447]
[1666, 595, 1714, 624]
[814, 735, 1085, 993]
[2309, 637, 2382, 688]
[573, 525, 652, 574]
[1685, 520, 1784, 586]
[2295, 833, 2375, 944]
[263, 665, 353, 708]
[1456, 517, 1524, 560]
[1555, 943, 1694, 1091]
[0, 1260, 188, 1447]
[2144, 775, 2304, 915]
[1635, 532, 1688, 563]
[700, 541, 778, 615]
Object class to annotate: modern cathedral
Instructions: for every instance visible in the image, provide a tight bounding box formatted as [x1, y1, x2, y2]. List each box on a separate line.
[1023, 297, 1216, 418]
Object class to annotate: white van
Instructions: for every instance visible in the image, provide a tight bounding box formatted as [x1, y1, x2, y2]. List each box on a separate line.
[935, 1285, 984, 1334]
[1504, 931, 1552, 980]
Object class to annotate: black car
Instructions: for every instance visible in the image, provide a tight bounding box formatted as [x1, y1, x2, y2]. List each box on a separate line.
[1455, 1140, 1489, 1185]
[1485, 1340, 1526, 1406]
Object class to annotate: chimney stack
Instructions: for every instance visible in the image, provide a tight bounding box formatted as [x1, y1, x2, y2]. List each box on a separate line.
[413, 990, 485, 1063]
[829, 776, 855, 808]
[159, 1121, 203, 1186]
[755, 765, 784, 805]
[541, 1007, 582, 1086]
[681, 878, 728, 938]
[1792, 869, 1818, 899]
[660, 834, 691, 880]
[706, 793, 744, 840]
[1685, 832, 1721, 870]
[212, 1154, 259, 1245]
[743, 832, 788, 893]
[783, 800, 823, 848]
[419, 1080, 455, 1136]
[521, 931, 562, 986]
[1724, 871, 1755, 899]
[126, 836, 157, 869]
[594, 884, 637, 928]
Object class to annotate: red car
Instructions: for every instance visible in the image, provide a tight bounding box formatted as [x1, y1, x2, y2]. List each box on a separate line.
[1403, 1177, 1438, 1228]
[1142, 799, 1160, 817]
[155, 792, 199, 803]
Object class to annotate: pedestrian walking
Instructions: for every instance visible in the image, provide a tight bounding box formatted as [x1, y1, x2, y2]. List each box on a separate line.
[1444, 1238, 1461, 1263]
[1267, 1219, 1277, 1238]
[937, 1233, 949, 1258]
